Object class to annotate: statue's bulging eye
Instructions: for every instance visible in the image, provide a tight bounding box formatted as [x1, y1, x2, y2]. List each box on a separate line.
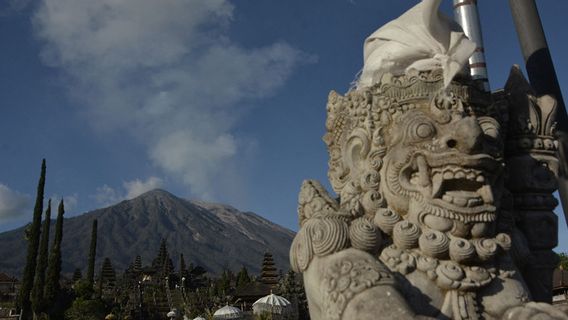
[416, 123, 435, 139]
[402, 112, 437, 142]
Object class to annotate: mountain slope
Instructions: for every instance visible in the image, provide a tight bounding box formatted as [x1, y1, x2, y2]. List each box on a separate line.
[0, 189, 295, 277]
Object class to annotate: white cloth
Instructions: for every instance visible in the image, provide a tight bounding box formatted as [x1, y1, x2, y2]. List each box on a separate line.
[357, 0, 475, 89]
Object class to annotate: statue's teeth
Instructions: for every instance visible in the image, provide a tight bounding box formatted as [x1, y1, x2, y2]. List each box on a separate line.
[443, 171, 454, 179]
[476, 175, 485, 183]
[453, 197, 468, 207]
[417, 155, 431, 187]
[467, 198, 483, 207]
[455, 171, 466, 179]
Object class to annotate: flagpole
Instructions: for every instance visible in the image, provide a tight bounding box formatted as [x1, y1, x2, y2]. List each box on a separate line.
[452, 0, 490, 92]
[508, 0, 568, 229]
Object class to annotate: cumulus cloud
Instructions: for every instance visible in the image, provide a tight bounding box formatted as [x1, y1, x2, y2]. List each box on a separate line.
[124, 177, 164, 199]
[49, 193, 79, 212]
[92, 176, 164, 206]
[92, 185, 122, 208]
[33, 0, 312, 202]
[0, 185, 78, 223]
[0, 184, 32, 222]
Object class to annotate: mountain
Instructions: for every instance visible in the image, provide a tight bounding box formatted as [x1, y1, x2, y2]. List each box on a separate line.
[0, 189, 295, 277]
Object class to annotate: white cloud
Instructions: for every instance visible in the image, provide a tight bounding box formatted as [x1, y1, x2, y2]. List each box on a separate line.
[92, 185, 122, 207]
[0, 184, 32, 222]
[124, 177, 163, 199]
[92, 176, 164, 206]
[49, 193, 79, 213]
[33, 0, 312, 202]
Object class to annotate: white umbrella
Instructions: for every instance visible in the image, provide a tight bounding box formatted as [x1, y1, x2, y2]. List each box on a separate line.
[213, 305, 241, 319]
[252, 293, 292, 315]
[193, 317, 206, 320]
[167, 309, 179, 319]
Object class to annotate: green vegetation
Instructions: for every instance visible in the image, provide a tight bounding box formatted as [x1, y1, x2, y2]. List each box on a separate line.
[64, 297, 106, 320]
[44, 200, 65, 316]
[18, 159, 46, 320]
[559, 252, 568, 270]
[86, 219, 98, 295]
[236, 266, 251, 288]
[31, 199, 52, 319]
[7, 161, 303, 319]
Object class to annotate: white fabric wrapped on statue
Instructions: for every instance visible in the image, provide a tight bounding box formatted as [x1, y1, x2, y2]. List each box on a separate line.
[356, 0, 476, 89]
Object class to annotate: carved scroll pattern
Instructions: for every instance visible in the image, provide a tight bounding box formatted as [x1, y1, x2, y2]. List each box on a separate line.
[321, 256, 394, 320]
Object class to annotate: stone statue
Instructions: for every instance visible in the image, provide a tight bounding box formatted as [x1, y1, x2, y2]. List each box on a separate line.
[290, 1, 565, 319]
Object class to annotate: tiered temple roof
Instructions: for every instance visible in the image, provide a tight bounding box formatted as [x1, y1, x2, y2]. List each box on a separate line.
[260, 252, 279, 286]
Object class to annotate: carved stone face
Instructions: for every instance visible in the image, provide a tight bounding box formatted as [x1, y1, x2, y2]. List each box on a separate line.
[378, 94, 504, 238]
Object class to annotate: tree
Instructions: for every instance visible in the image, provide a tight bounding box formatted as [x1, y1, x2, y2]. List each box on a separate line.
[44, 200, 65, 311]
[278, 270, 309, 320]
[64, 297, 107, 320]
[18, 159, 46, 320]
[31, 199, 51, 318]
[162, 253, 175, 287]
[86, 219, 98, 294]
[164, 254, 174, 276]
[187, 264, 207, 290]
[218, 269, 231, 295]
[559, 252, 568, 270]
[179, 254, 187, 281]
[236, 266, 251, 288]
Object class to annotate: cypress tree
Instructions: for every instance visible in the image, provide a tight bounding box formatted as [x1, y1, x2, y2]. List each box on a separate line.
[236, 266, 251, 288]
[179, 253, 187, 286]
[18, 159, 46, 320]
[44, 200, 64, 309]
[219, 269, 230, 294]
[162, 253, 174, 277]
[86, 219, 98, 292]
[31, 199, 51, 318]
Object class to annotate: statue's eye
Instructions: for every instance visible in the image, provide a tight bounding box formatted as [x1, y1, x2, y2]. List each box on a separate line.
[408, 119, 436, 142]
[403, 112, 437, 143]
[416, 123, 435, 139]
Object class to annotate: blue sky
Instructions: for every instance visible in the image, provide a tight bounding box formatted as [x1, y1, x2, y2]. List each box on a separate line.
[1, 0, 567, 251]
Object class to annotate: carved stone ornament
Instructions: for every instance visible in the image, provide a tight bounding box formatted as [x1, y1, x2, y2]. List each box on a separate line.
[290, 1, 565, 319]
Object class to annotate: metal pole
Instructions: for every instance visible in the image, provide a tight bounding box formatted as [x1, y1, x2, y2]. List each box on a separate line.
[453, 0, 490, 92]
[508, 0, 568, 228]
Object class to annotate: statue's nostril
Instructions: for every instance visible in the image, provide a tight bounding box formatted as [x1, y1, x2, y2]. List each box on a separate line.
[447, 139, 457, 149]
